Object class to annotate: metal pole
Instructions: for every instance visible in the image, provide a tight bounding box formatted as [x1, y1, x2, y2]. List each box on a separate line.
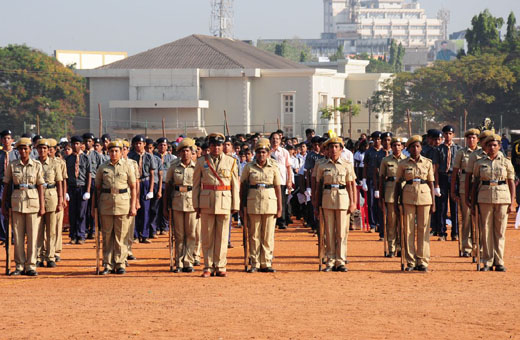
[500, 115, 503, 133]
[367, 99, 371, 134]
[24, 121, 26, 134]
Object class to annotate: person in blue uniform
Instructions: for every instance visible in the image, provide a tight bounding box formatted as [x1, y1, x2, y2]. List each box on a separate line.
[82, 132, 104, 240]
[362, 131, 382, 233]
[154, 137, 176, 234]
[374, 132, 393, 240]
[0, 129, 20, 244]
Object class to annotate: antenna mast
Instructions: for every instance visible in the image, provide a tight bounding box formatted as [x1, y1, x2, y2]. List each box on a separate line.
[210, 0, 234, 38]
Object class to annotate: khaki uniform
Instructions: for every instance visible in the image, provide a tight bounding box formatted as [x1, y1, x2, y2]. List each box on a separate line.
[315, 158, 356, 267]
[193, 154, 239, 273]
[473, 154, 514, 267]
[4, 159, 44, 272]
[454, 147, 480, 253]
[125, 157, 139, 258]
[379, 153, 407, 253]
[166, 158, 197, 269]
[240, 158, 281, 269]
[95, 159, 136, 271]
[396, 156, 435, 268]
[54, 157, 67, 258]
[36, 157, 63, 263]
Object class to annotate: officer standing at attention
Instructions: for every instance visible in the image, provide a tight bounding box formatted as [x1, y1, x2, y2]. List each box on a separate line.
[451, 129, 480, 257]
[83, 132, 104, 240]
[315, 137, 357, 272]
[35, 139, 63, 268]
[0, 129, 19, 245]
[509, 137, 520, 209]
[379, 137, 407, 257]
[145, 138, 162, 238]
[240, 138, 282, 273]
[96, 140, 137, 275]
[65, 136, 91, 244]
[164, 138, 197, 273]
[433, 125, 461, 241]
[128, 135, 155, 243]
[471, 134, 515, 272]
[193, 133, 239, 278]
[191, 146, 202, 267]
[395, 136, 435, 272]
[362, 131, 382, 233]
[155, 137, 176, 235]
[121, 140, 140, 261]
[48, 138, 67, 262]
[2, 138, 45, 276]
[464, 130, 495, 208]
[374, 132, 393, 241]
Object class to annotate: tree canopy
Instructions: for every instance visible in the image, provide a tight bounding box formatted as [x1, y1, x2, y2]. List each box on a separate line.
[0, 44, 87, 138]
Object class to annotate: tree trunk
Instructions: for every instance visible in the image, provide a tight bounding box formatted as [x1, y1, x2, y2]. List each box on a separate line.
[407, 109, 411, 137]
[349, 110, 353, 138]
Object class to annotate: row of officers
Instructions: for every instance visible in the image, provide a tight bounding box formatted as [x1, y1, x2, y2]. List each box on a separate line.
[2, 128, 514, 276]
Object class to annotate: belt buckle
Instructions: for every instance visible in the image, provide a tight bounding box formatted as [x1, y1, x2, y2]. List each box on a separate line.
[489, 180, 498, 187]
[179, 186, 188, 193]
[412, 179, 421, 186]
[257, 183, 266, 188]
[111, 187, 119, 194]
[330, 184, 339, 189]
[19, 184, 27, 190]
[43, 183, 48, 189]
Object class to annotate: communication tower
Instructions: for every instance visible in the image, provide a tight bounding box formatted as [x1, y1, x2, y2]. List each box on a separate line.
[437, 8, 450, 41]
[210, 0, 234, 38]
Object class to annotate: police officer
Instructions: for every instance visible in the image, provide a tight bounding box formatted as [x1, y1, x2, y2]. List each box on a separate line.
[155, 137, 176, 235]
[192, 145, 202, 266]
[315, 137, 356, 272]
[451, 129, 480, 257]
[0, 129, 19, 244]
[374, 132, 393, 240]
[193, 133, 239, 278]
[424, 129, 443, 237]
[30, 135, 42, 159]
[65, 136, 91, 244]
[2, 138, 45, 276]
[122, 140, 140, 261]
[433, 125, 461, 241]
[464, 130, 495, 208]
[95, 140, 137, 275]
[510, 137, 520, 208]
[362, 131, 382, 233]
[48, 138, 67, 262]
[35, 139, 63, 268]
[379, 137, 407, 257]
[472, 134, 515, 272]
[83, 132, 104, 240]
[128, 135, 155, 243]
[240, 138, 282, 273]
[304, 136, 325, 234]
[145, 138, 162, 238]
[395, 136, 435, 272]
[164, 138, 197, 273]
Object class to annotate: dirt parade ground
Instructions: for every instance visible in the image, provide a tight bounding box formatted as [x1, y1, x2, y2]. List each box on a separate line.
[1, 215, 520, 340]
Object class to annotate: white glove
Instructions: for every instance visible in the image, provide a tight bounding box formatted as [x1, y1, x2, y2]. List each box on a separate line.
[305, 187, 312, 198]
[434, 187, 441, 197]
[82, 192, 91, 201]
[146, 191, 154, 200]
[362, 179, 368, 192]
[374, 190, 380, 199]
[65, 193, 70, 202]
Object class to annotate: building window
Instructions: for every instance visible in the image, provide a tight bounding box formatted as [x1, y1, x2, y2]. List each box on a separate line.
[281, 93, 295, 136]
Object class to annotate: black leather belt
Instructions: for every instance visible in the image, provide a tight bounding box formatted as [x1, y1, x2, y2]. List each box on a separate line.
[43, 183, 56, 189]
[14, 184, 36, 190]
[405, 179, 427, 185]
[385, 177, 395, 182]
[101, 188, 128, 194]
[481, 180, 506, 186]
[324, 184, 346, 189]
[174, 185, 192, 192]
[250, 184, 274, 189]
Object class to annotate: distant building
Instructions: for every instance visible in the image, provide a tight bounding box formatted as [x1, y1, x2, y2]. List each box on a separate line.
[77, 35, 392, 139]
[55, 50, 127, 69]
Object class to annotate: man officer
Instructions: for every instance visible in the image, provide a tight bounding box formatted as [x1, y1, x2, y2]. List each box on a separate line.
[193, 133, 239, 278]
[0, 129, 19, 244]
[155, 137, 176, 235]
[95, 140, 137, 275]
[362, 131, 382, 233]
[2, 138, 45, 276]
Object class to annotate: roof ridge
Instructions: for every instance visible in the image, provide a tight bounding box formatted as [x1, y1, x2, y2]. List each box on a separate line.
[192, 34, 245, 69]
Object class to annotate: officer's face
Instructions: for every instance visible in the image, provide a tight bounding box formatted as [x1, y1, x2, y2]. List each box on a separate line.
[223, 142, 233, 155]
[134, 141, 145, 153]
[109, 147, 122, 162]
[408, 142, 422, 158]
[122, 147, 129, 157]
[2, 135, 12, 148]
[145, 144, 154, 153]
[373, 137, 381, 148]
[432, 137, 442, 147]
[85, 139, 93, 149]
[466, 135, 478, 149]
[180, 147, 191, 162]
[64, 146, 72, 156]
[486, 141, 500, 156]
[256, 149, 269, 163]
[382, 137, 392, 148]
[72, 142, 82, 153]
[103, 139, 110, 150]
[94, 143, 103, 153]
[391, 142, 402, 155]
[157, 142, 168, 153]
[312, 143, 320, 153]
[209, 142, 223, 156]
[37, 145, 49, 158]
[443, 132, 454, 143]
[329, 143, 343, 160]
[49, 147, 56, 157]
[17, 145, 30, 161]
[196, 146, 202, 157]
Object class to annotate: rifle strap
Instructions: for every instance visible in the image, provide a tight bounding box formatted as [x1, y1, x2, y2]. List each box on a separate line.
[205, 155, 225, 187]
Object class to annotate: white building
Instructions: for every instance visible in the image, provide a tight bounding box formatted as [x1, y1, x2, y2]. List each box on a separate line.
[324, 0, 444, 48]
[55, 50, 127, 70]
[77, 35, 391, 139]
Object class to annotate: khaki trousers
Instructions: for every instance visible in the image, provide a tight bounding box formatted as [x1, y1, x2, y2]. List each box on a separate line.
[12, 211, 41, 272]
[127, 216, 136, 257]
[323, 208, 349, 267]
[248, 214, 276, 268]
[194, 218, 201, 261]
[37, 211, 57, 262]
[460, 199, 473, 253]
[201, 213, 230, 272]
[101, 214, 130, 270]
[55, 210, 64, 256]
[403, 204, 431, 268]
[479, 203, 508, 267]
[385, 203, 400, 253]
[173, 210, 197, 268]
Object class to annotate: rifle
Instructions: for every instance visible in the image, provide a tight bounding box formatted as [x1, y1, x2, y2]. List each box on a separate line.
[242, 207, 249, 272]
[398, 205, 405, 271]
[317, 179, 325, 271]
[5, 209, 12, 275]
[471, 177, 481, 270]
[168, 209, 174, 272]
[95, 207, 101, 275]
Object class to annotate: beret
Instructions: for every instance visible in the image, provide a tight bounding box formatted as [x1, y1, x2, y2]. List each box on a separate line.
[70, 136, 83, 143]
[176, 137, 195, 152]
[224, 136, 233, 143]
[430, 130, 443, 138]
[442, 125, 455, 133]
[108, 140, 124, 149]
[381, 132, 393, 139]
[406, 135, 423, 148]
[132, 135, 146, 144]
[32, 135, 42, 143]
[15, 138, 32, 148]
[145, 138, 154, 145]
[371, 131, 382, 139]
[255, 138, 271, 152]
[0, 130, 12, 138]
[93, 138, 101, 144]
[464, 129, 480, 138]
[426, 129, 436, 136]
[82, 132, 95, 140]
[311, 136, 322, 144]
[156, 137, 168, 144]
[101, 134, 111, 142]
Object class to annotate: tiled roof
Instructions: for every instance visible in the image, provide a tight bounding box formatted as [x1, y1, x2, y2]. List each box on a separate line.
[99, 34, 308, 70]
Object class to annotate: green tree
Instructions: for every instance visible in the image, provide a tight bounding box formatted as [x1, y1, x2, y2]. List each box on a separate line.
[336, 99, 360, 137]
[466, 9, 504, 55]
[329, 45, 344, 61]
[258, 39, 313, 63]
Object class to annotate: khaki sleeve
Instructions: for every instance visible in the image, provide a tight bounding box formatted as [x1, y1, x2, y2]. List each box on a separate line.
[273, 167, 281, 186]
[95, 165, 103, 188]
[312, 162, 320, 178]
[230, 159, 240, 211]
[466, 154, 476, 174]
[192, 160, 202, 209]
[127, 163, 136, 185]
[315, 164, 323, 182]
[165, 164, 174, 184]
[506, 159, 515, 180]
[379, 159, 388, 177]
[35, 163, 45, 185]
[4, 163, 12, 184]
[55, 162, 63, 182]
[348, 163, 357, 181]
[240, 164, 250, 184]
[453, 150, 463, 169]
[61, 161, 68, 180]
[426, 162, 435, 182]
[396, 162, 404, 182]
[473, 160, 480, 178]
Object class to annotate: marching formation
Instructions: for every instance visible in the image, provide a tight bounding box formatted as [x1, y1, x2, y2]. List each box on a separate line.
[0, 124, 516, 277]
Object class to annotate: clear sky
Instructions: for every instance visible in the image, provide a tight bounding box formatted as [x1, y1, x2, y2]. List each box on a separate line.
[1, 0, 519, 55]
